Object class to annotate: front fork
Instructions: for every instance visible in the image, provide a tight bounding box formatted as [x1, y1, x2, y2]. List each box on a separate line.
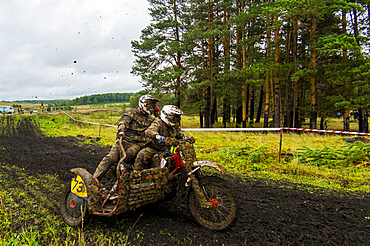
[185, 167, 216, 209]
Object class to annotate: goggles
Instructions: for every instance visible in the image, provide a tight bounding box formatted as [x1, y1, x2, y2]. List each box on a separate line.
[169, 115, 181, 124]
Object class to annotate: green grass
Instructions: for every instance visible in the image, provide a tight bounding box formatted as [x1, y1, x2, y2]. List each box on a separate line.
[31, 111, 370, 192]
[0, 164, 138, 246]
[191, 132, 370, 192]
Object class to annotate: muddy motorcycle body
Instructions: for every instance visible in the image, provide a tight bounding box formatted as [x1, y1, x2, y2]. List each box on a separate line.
[60, 139, 236, 230]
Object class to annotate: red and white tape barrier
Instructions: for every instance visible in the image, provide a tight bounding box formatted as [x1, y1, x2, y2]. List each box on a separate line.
[182, 128, 282, 132]
[281, 127, 370, 136]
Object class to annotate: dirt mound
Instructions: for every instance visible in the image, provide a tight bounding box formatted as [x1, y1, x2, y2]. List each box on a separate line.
[0, 116, 43, 136]
[1, 117, 370, 245]
[0, 116, 107, 180]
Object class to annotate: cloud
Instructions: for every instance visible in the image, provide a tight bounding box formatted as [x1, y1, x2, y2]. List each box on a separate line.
[0, 0, 150, 101]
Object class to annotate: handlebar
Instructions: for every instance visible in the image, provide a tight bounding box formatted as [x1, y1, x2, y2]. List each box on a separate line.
[165, 136, 195, 146]
[164, 137, 182, 146]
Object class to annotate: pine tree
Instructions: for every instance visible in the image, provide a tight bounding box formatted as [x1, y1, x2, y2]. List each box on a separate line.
[131, 0, 187, 107]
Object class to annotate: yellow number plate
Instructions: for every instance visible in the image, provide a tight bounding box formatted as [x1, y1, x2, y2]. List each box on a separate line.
[71, 175, 88, 198]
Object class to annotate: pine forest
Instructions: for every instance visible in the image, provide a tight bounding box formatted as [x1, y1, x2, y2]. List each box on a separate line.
[131, 0, 370, 132]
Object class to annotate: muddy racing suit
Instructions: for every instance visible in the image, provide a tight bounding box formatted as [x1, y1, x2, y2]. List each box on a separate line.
[93, 108, 154, 180]
[133, 118, 184, 171]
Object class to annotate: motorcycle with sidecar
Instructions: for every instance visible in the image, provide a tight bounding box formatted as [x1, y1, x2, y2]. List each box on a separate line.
[60, 137, 236, 230]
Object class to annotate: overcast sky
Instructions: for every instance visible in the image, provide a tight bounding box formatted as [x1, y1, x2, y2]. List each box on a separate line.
[0, 0, 151, 101]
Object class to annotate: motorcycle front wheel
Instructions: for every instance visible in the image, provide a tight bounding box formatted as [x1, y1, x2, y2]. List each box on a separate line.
[188, 176, 236, 231]
[60, 181, 89, 227]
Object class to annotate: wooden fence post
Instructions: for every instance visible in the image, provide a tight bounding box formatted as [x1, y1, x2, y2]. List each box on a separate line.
[279, 129, 283, 163]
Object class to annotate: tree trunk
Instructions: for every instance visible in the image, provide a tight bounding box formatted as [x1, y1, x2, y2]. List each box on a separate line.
[273, 14, 281, 127]
[352, 6, 366, 133]
[236, 1, 243, 126]
[206, 6, 213, 127]
[236, 106, 242, 125]
[284, 21, 292, 127]
[353, 7, 359, 43]
[363, 109, 369, 133]
[201, 37, 211, 128]
[205, 86, 211, 128]
[211, 94, 217, 125]
[320, 109, 327, 130]
[256, 85, 264, 123]
[241, 0, 247, 128]
[359, 108, 364, 132]
[222, 0, 231, 127]
[199, 101, 204, 128]
[343, 8, 350, 131]
[292, 15, 299, 128]
[249, 86, 255, 125]
[174, 0, 181, 107]
[309, 12, 318, 129]
[264, 1, 271, 128]
[222, 96, 230, 127]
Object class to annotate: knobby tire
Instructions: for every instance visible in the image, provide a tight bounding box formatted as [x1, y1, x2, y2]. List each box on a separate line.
[60, 181, 89, 227]
[188, 176, 236, 231]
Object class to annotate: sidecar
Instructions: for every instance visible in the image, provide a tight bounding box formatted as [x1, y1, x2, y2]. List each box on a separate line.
[60, 166, 175, 226]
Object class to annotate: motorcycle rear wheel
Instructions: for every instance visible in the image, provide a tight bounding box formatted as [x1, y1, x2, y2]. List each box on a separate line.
[188, 176, 236, 231]
[60, 181, 89, 227]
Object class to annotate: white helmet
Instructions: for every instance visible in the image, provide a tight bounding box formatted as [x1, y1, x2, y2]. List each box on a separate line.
[138, 95, 159, 114]
[160, 105, 184, 126]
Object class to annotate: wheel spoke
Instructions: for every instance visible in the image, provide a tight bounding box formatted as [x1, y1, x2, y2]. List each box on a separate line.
[200, 186, 231, 223]
[189, 177, 236, 230]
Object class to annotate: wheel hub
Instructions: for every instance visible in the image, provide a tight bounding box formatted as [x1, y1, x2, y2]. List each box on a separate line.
[66, 192, 86, 217]
[209, 198, 219, 209]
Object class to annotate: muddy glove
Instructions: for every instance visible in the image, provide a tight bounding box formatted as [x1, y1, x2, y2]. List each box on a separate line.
[184, 135, 195, 144]
[154, 106, 160, 117]
[116, 130, 125, 140]
[156, 135, 167, 143]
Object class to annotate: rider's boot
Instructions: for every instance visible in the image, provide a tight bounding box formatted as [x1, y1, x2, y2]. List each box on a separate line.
[116, 162, 133, 179]
[133, 159, 145, 172]
[105, 165, 116, 180]
[94, 157, 115, 181]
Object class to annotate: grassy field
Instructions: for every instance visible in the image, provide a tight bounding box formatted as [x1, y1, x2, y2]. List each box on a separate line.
[30, 106, 370, 193]
[1, 104, 370, 245]
[18, 103, 369, 191]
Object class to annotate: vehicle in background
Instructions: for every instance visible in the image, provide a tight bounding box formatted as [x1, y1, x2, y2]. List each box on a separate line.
[0, 105, 15, 114]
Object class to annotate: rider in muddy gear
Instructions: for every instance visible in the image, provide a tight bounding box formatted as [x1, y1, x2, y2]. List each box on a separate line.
[93, 95, 159, 180]
[133, 105, 194, 171]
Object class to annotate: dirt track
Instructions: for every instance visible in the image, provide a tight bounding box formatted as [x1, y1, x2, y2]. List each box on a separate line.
[1, 118, 370, 245]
